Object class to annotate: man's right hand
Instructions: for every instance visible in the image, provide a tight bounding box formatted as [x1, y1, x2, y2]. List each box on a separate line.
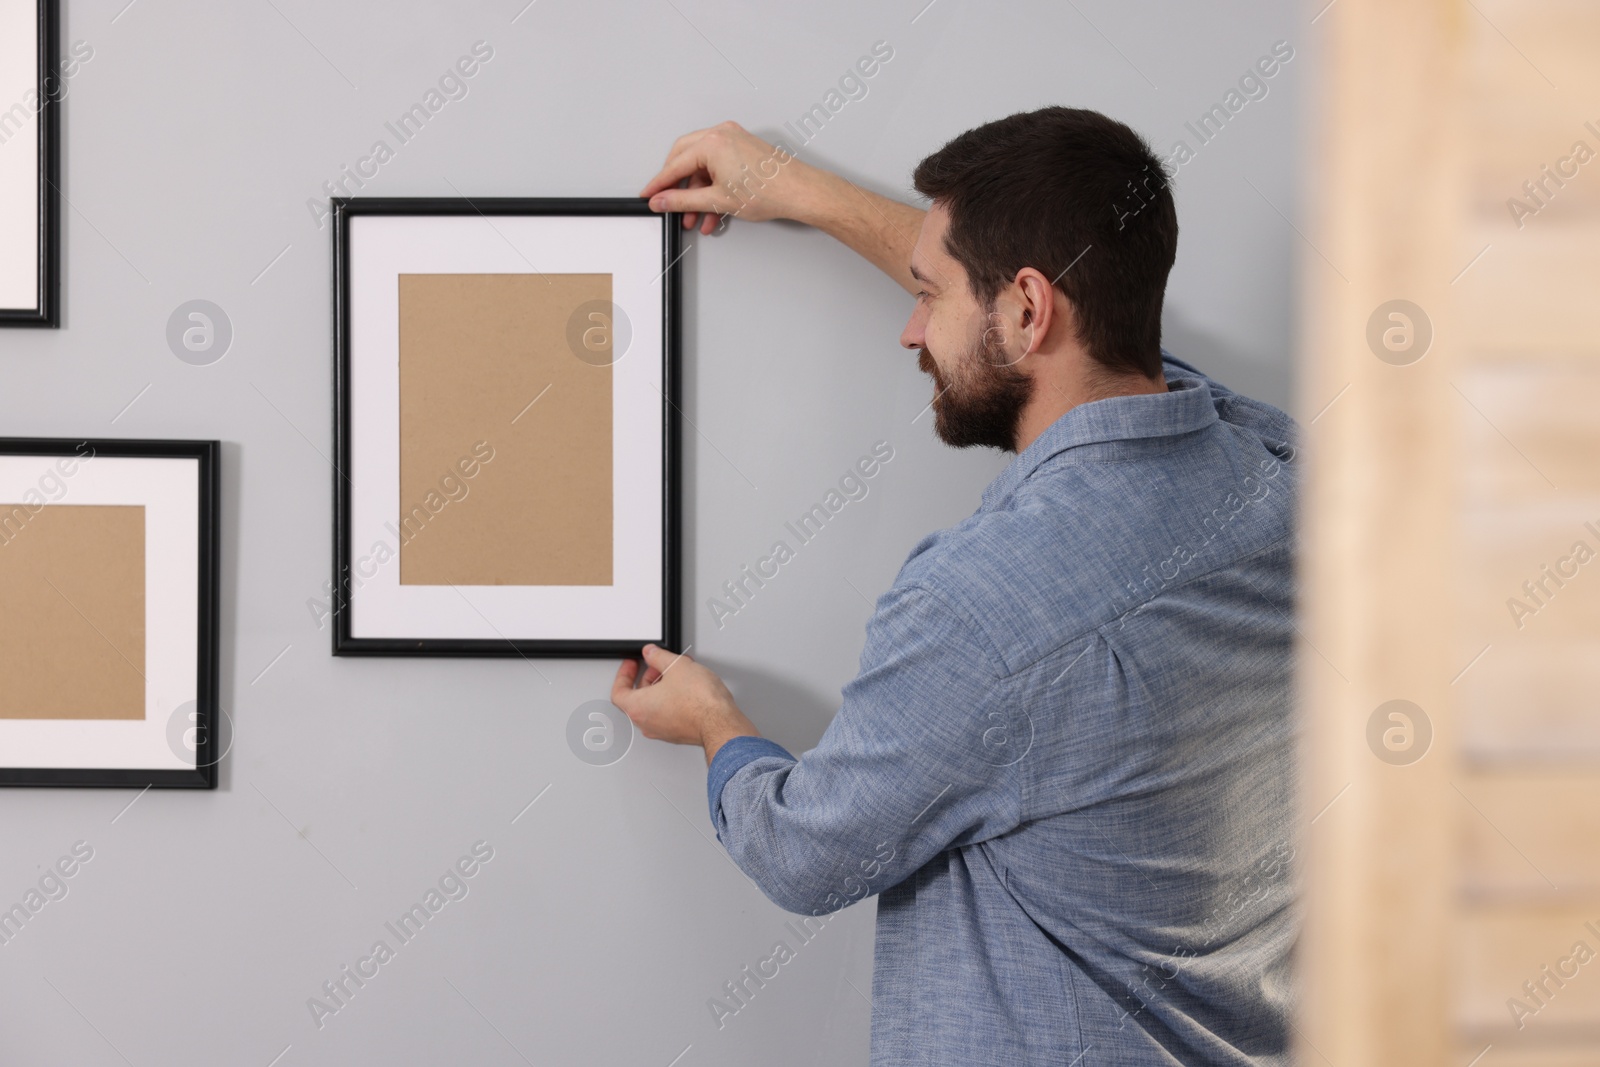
[639, 121, 823, 235]
[639, 120, 926, 295]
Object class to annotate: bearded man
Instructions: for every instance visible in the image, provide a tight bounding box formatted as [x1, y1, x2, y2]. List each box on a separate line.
[613, 107, 1301, 1067]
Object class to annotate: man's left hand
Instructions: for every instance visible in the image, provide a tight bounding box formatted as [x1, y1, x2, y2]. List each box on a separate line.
[611, 645, 761, 764]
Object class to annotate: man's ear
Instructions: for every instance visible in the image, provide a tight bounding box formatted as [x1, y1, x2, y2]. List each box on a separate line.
[1012, 268, 1058, 359]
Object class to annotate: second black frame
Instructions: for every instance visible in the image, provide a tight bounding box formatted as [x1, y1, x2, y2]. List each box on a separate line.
[0, 437, 220, 788]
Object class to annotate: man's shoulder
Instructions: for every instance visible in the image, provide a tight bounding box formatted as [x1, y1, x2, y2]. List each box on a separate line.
[889, 415, 1299, 675]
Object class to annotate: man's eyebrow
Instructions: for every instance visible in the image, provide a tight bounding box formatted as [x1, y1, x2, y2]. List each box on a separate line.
[909, 261, 934, 286]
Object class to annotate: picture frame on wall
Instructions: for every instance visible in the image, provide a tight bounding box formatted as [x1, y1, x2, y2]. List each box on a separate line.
[0, 439, 220, 788]
[0, 0, 60, 327]
[332, 197, 682, 656]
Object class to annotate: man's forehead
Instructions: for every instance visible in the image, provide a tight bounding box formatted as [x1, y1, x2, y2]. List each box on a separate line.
[910, 204, 950, 282]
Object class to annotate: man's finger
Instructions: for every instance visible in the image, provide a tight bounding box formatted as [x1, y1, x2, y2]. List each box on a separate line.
[682, 173, 713, 230]
[640, 146, 708, 200]
[611, 658, 640, 706]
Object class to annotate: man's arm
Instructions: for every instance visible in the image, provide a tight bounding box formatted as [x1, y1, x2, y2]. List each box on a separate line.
[639, 121, 926, 295]
[708, 583, 1023, 915]
[797, 168, 926, 296]
[614, 587, 1024, 916]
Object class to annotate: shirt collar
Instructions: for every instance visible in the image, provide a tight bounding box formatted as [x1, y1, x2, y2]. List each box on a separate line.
[980, 361, 1219, 510]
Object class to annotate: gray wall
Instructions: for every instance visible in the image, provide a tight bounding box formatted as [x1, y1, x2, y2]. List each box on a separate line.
[0, 1, 1308, 1063]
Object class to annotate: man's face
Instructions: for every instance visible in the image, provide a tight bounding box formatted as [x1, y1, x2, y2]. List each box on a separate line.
[901, 204, 1034, 452]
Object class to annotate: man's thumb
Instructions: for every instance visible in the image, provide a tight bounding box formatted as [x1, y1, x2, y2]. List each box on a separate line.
[640, 643, 683, 671]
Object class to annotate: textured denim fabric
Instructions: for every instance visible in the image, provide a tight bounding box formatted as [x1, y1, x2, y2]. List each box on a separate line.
[708, 351, 1301, 1066]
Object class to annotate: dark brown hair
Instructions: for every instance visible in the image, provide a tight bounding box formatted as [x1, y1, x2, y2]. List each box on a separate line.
[912, 106, 1177, 379]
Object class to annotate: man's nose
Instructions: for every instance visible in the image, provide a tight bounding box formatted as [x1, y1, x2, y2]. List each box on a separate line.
[900, 306, 926, 350]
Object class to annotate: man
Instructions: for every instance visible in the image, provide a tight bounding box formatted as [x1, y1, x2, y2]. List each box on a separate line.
[614, 107, 1300, 1066]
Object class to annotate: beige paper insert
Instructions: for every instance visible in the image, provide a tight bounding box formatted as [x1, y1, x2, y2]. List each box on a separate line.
[0, 504, 146, 720]
[398, 273, 614, 586]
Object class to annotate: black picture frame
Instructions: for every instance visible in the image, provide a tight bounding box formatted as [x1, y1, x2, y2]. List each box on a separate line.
[331, 197, 682, 657]
[0, 0, 61, 327]
[0, 438, 220, 789]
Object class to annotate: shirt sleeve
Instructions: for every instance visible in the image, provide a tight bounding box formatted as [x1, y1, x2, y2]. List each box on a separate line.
[707, 582, 1026, 916]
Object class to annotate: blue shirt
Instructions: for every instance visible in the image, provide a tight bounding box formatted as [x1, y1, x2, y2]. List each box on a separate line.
[708, 352, 1301, 1066]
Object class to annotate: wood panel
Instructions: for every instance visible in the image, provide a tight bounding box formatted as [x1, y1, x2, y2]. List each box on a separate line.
[1457, 903, 1600, 1040]
[1302, 1, 1600, 1063]
[1457, 771, 1600, 897]
[1296, 1, 1465, 1063]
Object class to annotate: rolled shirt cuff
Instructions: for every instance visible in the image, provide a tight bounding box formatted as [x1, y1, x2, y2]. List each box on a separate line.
[706, 735, 796, 831]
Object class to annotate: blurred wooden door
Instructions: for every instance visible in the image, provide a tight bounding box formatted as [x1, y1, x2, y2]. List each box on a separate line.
[1299, 1, 1600, 1065]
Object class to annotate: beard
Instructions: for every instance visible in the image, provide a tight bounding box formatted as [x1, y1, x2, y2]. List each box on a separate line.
[917, 312, 1034, 452]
